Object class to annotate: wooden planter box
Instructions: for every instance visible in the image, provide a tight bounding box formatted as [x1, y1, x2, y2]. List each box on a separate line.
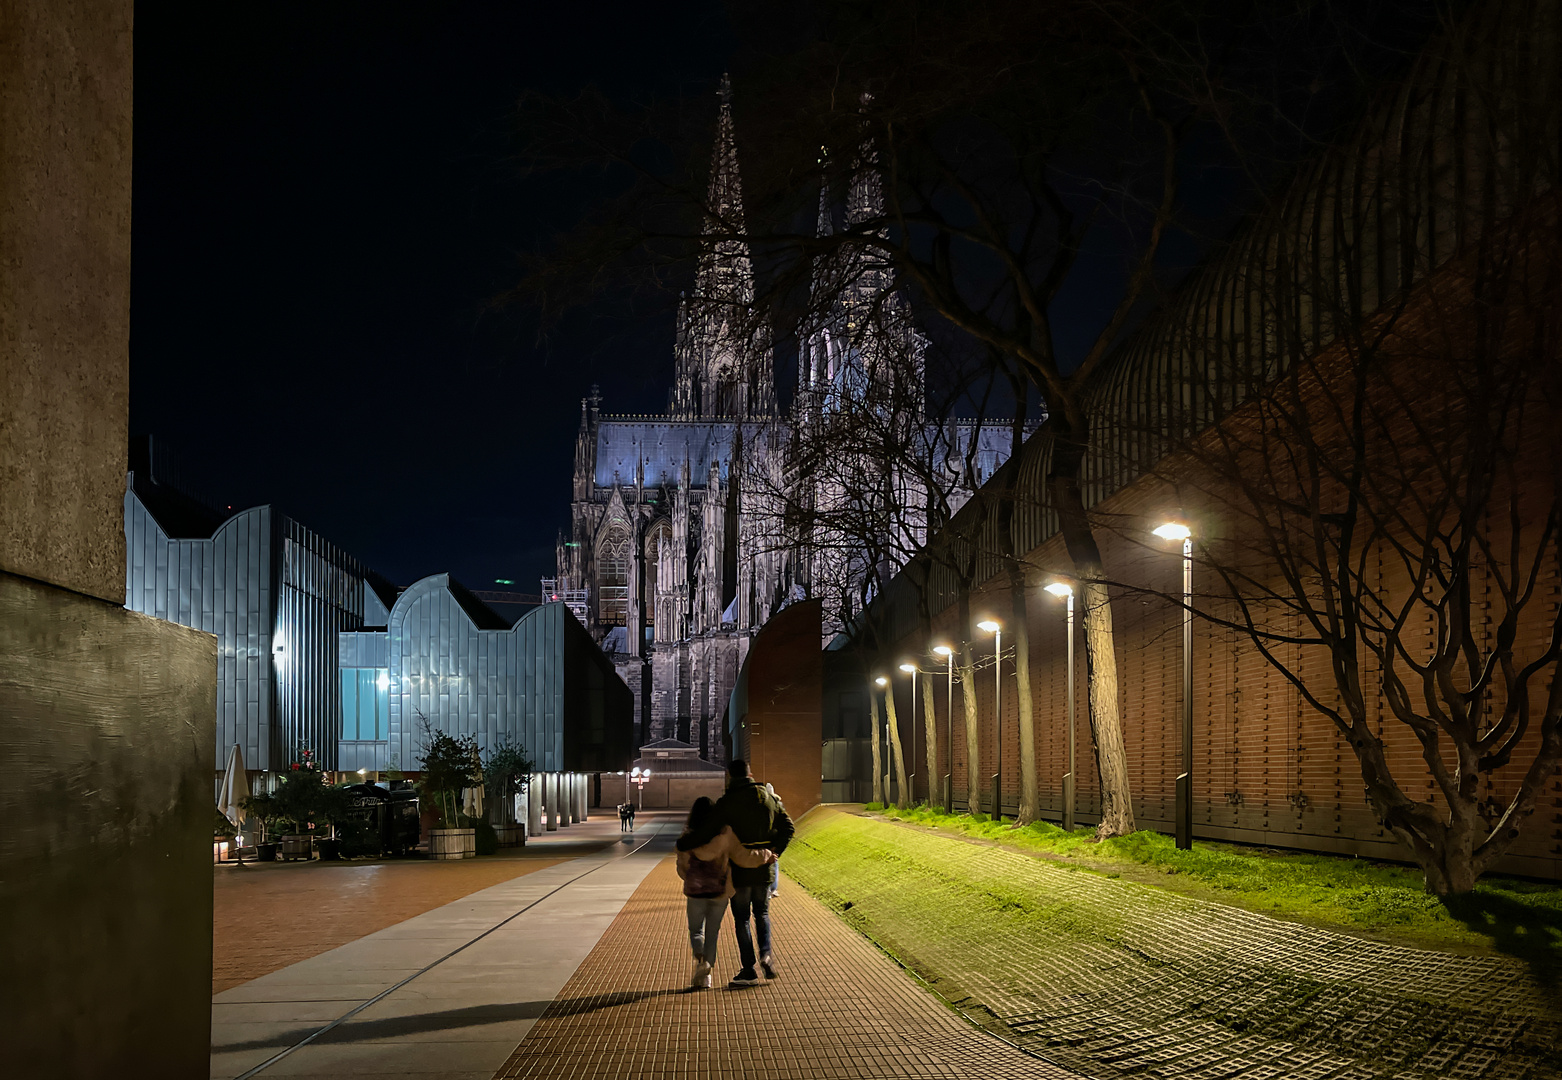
[428, 828, 475, 860]
[494, 824, 526, 848]
[279, 834, 313, 861]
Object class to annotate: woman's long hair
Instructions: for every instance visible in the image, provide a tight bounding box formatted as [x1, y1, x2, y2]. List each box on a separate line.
[685, 796, 714, 833]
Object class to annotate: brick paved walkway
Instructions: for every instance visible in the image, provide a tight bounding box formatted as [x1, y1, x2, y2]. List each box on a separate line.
[491, 858, 1083, 1080]
[213, 855, 569, 993]
[785, 808, 1562, 1080]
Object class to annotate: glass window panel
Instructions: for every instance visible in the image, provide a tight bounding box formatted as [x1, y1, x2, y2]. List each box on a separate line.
[341, 669, 358, 740]
[375, 670, 388, 740]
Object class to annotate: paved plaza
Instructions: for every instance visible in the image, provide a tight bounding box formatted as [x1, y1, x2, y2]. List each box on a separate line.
[211, 807, 1558, 1080]
[210, 811, 1080, 1080]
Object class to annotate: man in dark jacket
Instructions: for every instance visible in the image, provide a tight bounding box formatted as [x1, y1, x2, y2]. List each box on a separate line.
[676, 759, 794, 987]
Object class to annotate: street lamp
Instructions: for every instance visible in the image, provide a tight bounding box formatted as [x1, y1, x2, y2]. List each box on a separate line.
[1154, 519, 1194, 850]
[932, 645, 954, 812]
[899, 662, 919, 803]
[977, 618, 1002, 821]
[874, 676, 889, 804]
[1043, 581, 1077, 832]
[629, 766, 652, 809]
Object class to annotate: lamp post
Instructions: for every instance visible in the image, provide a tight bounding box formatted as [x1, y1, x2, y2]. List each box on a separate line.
[932, 645, 953, 812]
[977, 618, 1002, 820]
[898, 662, 919, 802]
[874, 676, 889, 805]
[1043, 581, 1077, 831]
[629, 766, 652, 809]
[1154, 520, 1194, 850]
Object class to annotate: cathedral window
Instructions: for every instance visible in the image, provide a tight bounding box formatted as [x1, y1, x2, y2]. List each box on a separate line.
[597, 523, 631, 627]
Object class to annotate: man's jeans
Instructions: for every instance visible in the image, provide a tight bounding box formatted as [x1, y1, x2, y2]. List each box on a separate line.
[729, 885, 772, 970]
[686, 896, 726, 965]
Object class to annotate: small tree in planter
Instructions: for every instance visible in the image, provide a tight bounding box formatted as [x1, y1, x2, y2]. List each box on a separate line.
[483, 740, 535, 846]
[314, 784, 357, 860]
[418, 719, 480, 859]
[240, 792, 280, 860]
[272, 748, 325, 859]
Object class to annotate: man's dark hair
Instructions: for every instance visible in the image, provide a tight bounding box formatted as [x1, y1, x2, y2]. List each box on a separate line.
[727, 759, 750, 778]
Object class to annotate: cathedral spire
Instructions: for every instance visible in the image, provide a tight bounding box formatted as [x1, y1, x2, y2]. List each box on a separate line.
[815, 146, 833, 241]
[670, 72, 776, 421]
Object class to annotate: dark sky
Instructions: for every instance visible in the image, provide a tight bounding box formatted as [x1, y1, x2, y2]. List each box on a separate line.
[131, 2, 732, 594]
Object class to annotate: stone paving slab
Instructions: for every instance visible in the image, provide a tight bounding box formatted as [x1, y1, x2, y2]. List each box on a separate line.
[491, 858, 1084, 1079]
[211, 821, 672, 1079]
[213, 852, 576, 993]
[785, 808, 1562, 1080]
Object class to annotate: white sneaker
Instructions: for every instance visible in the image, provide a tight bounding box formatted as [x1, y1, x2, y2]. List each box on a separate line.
[759, 953, 778, 980]
[691, 960, 712, 989]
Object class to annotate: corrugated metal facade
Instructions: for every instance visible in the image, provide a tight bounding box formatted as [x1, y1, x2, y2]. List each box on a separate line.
[124, 484, 373, 771]
[346, 578, 634, 776]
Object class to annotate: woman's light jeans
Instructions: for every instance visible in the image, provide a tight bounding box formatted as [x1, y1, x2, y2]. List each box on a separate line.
[686, 896, 727, 965]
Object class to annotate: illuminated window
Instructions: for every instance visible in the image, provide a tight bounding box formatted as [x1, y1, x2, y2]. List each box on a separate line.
[340, 668, 388, 740]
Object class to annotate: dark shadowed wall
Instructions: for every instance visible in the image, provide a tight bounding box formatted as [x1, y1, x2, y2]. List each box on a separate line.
[732, 601, 823, 817]
[0, 575, 217, 1077]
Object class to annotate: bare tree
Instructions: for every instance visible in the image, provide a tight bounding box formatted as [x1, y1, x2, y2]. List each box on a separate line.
[1113, 0, 1562, 892]
[513, 0, 1443, 837]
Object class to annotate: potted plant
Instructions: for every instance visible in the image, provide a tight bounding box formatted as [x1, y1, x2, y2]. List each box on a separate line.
[418, 720, 479, 860]
[272, 748, 325, 860]
[483, 740, 535, 848]
[241, 792, 280, 861]
[314, 784, 355, 860]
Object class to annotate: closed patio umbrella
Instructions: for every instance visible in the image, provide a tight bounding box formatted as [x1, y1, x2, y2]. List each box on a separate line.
[217, 744, 250, 861]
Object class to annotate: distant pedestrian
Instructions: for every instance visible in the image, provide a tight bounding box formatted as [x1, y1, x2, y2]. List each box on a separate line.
[618, 803, 629, 832]
[676, 760, 794, 987]
[764, 783, 785, 898]
[627, 802, 636, 830]
[676, 796, 774, 990]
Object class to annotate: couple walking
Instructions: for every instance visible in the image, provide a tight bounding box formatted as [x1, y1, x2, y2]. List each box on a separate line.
[674, 759, 794, 989]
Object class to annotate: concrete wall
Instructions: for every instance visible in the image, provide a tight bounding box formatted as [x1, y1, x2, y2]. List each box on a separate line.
[1, 3, 221, 1075]
[0, 0, 134, 603]
[0, 572, 217, 1077]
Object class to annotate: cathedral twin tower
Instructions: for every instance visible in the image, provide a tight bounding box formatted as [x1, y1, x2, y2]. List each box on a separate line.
[555, 74, 958, 758]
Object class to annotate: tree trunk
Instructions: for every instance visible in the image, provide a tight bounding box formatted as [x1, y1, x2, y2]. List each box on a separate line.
[957, 591, 982, 814]
[1048, 437, 1136, 838]
[1080, 580, 1135, 836]
[920, 670, 939, 807]
[870, 687, 885, 806]
[1010, 565, 1039, 824]
[883, 680, 910, 808]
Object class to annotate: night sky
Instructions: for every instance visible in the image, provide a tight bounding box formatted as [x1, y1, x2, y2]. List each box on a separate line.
[131, 2, 733, 595]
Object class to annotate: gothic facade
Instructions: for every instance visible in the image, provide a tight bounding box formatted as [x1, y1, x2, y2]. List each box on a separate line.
[554, 77, 1018, 758]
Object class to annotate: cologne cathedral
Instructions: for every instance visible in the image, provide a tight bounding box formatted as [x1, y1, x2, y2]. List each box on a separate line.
[552, 77, 1017, 757]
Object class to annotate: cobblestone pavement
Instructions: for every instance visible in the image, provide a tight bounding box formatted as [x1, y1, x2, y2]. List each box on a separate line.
[784, 808, 1562, 1080]
[491, 857, 1084, 1080]
[213, 854, 568, 993]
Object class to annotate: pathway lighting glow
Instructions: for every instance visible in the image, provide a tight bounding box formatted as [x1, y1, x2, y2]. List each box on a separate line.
[874, 676, 888, 687]
[898, 663, 916, 673]
[932, 645, 952, 657]
[1152, 521, 1192, 541]
[1043, 581, 1073, 598]
[977, 619, 1000, 633]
